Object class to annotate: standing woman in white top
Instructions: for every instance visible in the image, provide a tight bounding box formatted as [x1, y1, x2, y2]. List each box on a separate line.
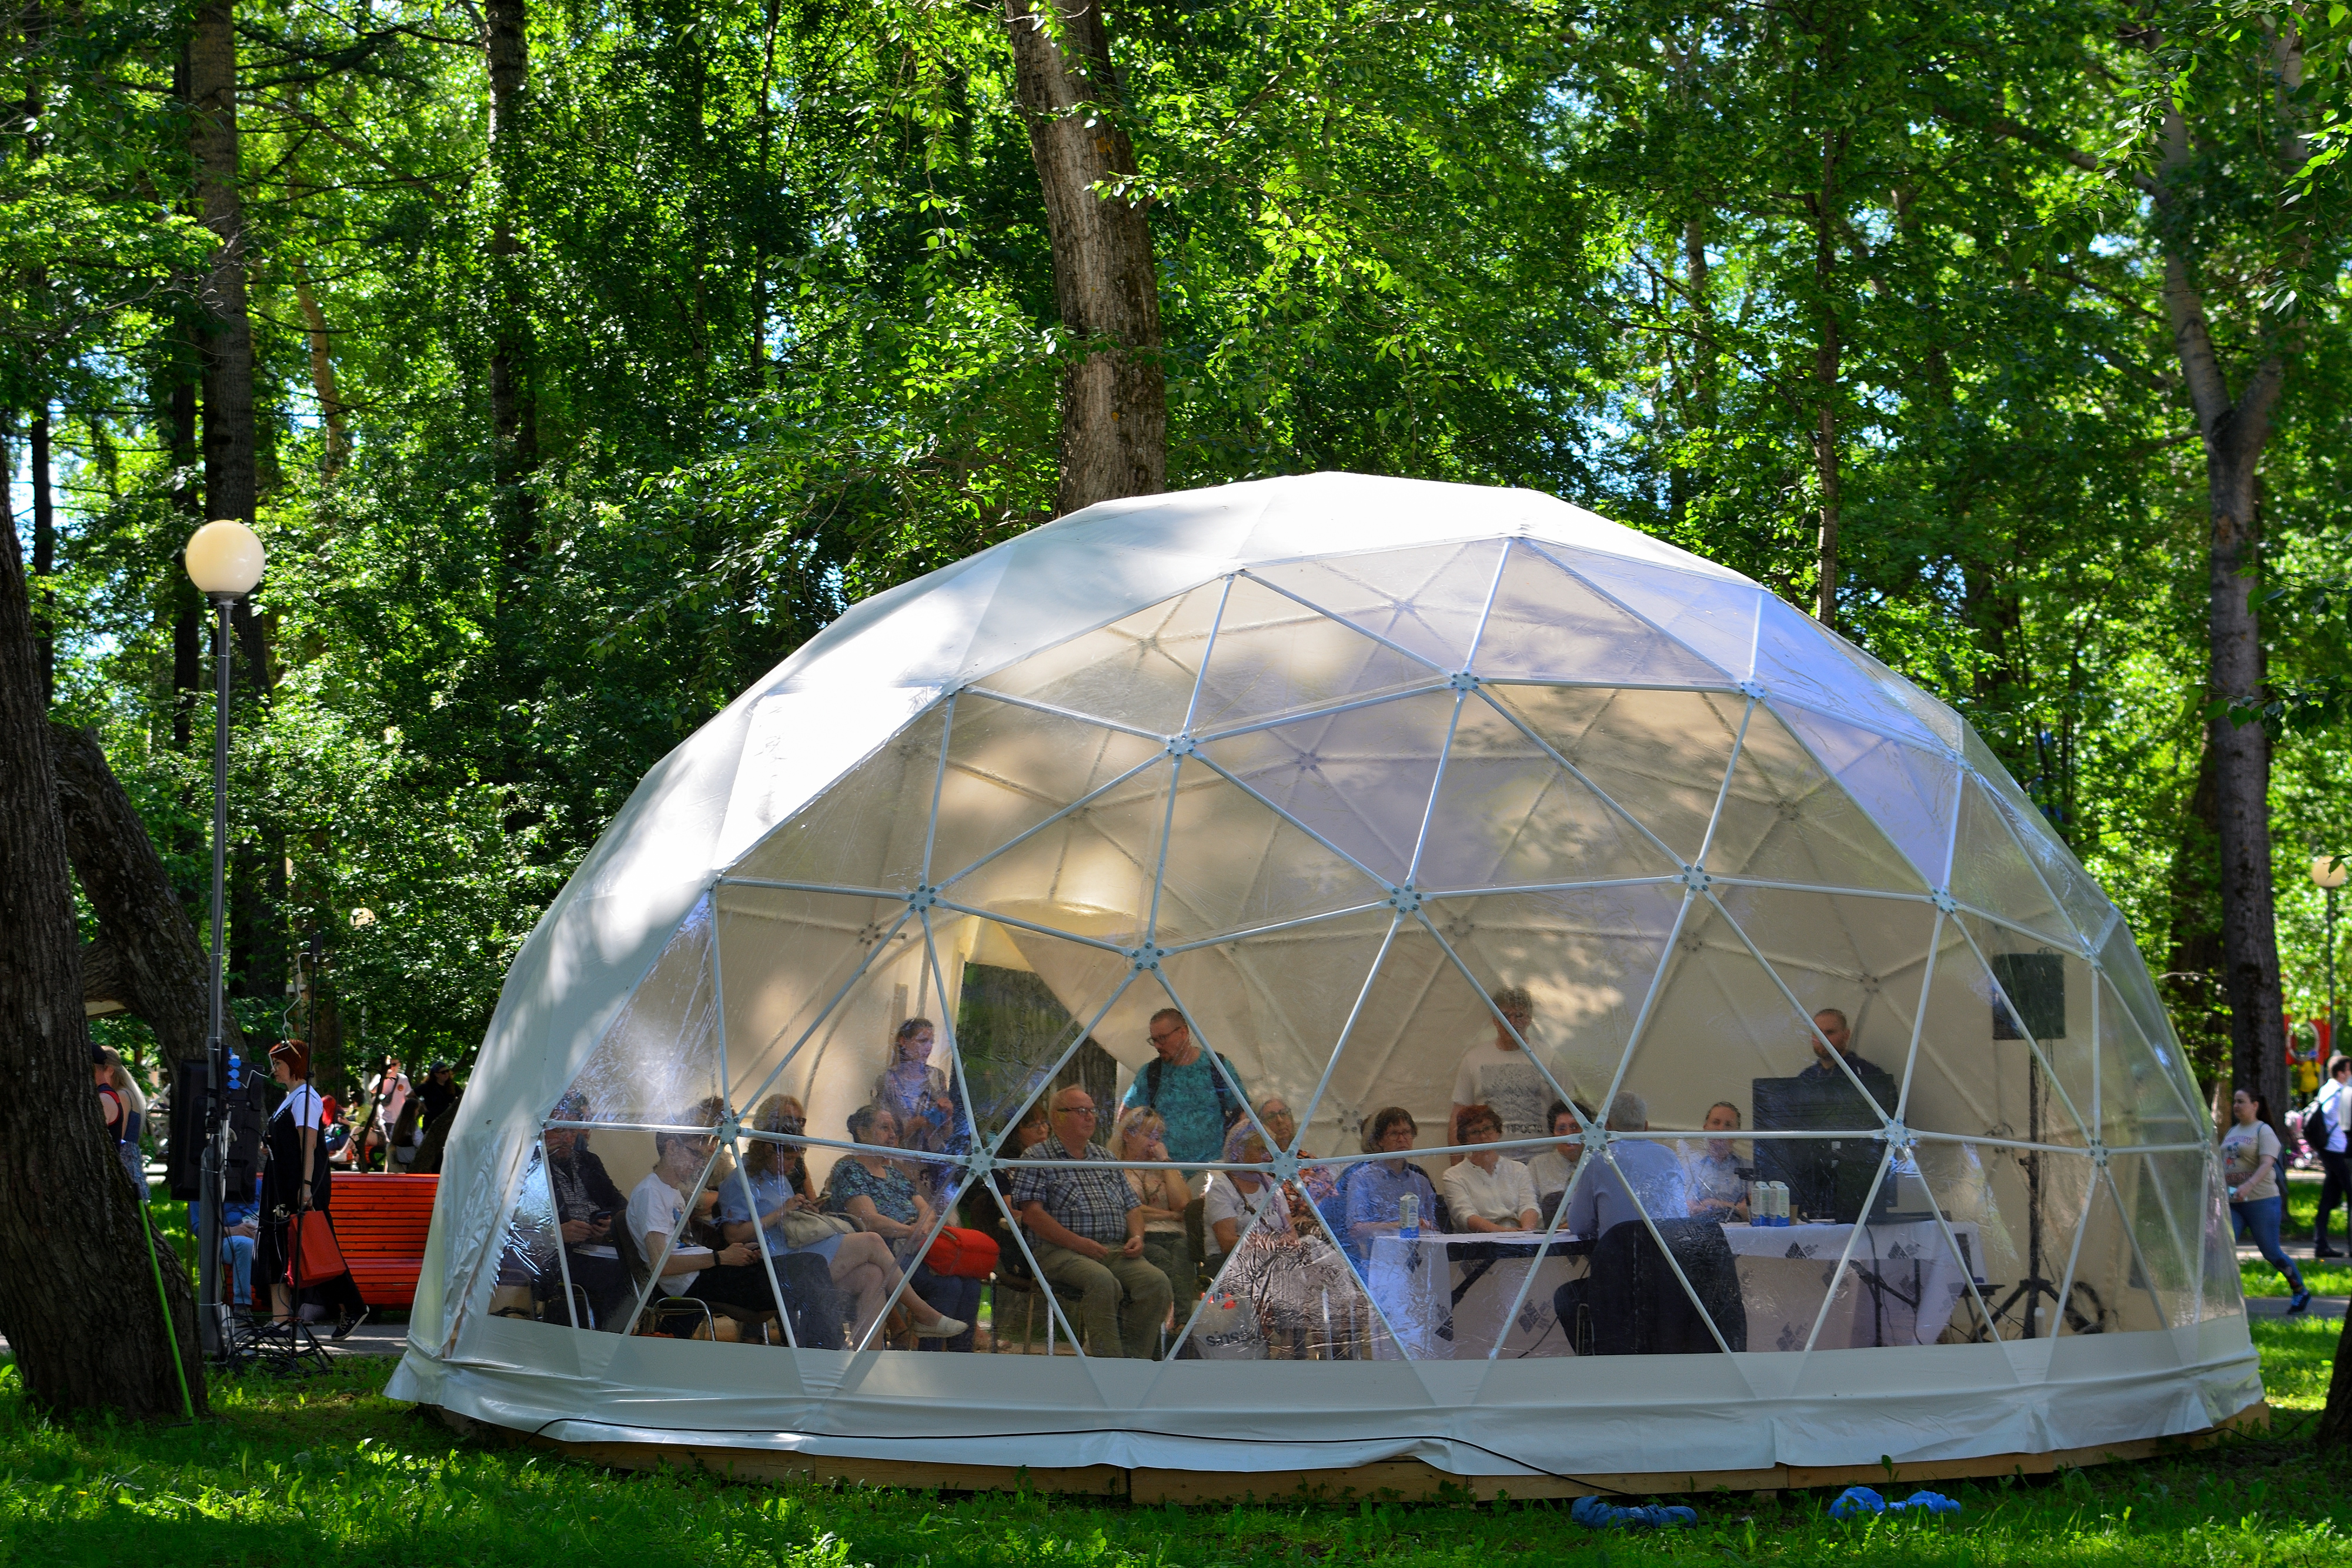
[256, 1039, 367, 1333]
[2221, 1088, 2311, 1314]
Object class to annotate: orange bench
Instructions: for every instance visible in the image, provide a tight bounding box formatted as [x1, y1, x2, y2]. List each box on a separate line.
[330, 1172, 438, 1309]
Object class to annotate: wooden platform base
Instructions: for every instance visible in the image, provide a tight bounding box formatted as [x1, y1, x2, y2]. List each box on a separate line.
[433, 1402, 2270, 1503]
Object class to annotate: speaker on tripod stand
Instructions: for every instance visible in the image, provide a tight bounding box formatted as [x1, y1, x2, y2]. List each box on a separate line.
[1985, 951, 2067, 1338]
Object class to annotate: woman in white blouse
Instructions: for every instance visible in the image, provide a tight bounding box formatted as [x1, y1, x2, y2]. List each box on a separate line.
[1436, 1104, 1539, 1232]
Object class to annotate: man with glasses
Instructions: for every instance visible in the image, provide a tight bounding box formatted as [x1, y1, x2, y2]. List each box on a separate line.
[1120, 1008, 1250, 1174]
[1009, 1086, 1172, 1357]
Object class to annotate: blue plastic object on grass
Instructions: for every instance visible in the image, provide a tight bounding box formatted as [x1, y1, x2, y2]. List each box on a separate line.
[1570, 1496, 1698, 1530]
[1829, 1486, 1962, 1519]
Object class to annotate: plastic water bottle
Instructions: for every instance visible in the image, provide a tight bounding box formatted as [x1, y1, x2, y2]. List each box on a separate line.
[1399, 1192, 1420, 1239]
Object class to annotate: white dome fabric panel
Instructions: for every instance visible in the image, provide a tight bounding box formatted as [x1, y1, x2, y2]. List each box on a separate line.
[391, 474, 2257, 1480]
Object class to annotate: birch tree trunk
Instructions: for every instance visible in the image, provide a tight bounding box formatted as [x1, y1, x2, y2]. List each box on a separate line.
[1001, 0, 1165, 516]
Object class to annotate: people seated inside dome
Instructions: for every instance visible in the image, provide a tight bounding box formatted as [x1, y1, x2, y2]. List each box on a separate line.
[1681, 1102, 1749, 1221]
[817, 1104, 975, 1347]
[1344, 1106, 1440, 1268]
[1562, 1093, 1688, 1239]
[1438, 1104, 1540, 1233]
[1007, 1086, 1171, 1358]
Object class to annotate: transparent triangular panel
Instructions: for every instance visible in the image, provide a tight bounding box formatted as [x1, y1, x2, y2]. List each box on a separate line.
[728, 705, 948, 891]
[1950, 776, 2075, 945]
[1708, 885, 1939, 1109]
[1773, 705, 1959, 889]
[1190, 574, 1447, 734]
[941, 757, 1171, 949]
[1906, 1136, 2024, 1345]
[1749, 596, 1942, 748]
[927, 694, 1169, 888]
[1962, 728, 2116, 945]
[1246, 539, 1504, 673]
[1709, 705, 1929, 894]
[971, 580, 1227, 734]
[721, 884, 919, 1104]
[948, 921, 1134, 1152]
[557, 895, 724, 1129]
[2116, 1149, 2204, 1330]
[2096, 920, 2195, 1103]
[2197, 1159, 2243, 1322]
[1629, 894, 1897, 1137]
[1482, 685, 1741, 869]
[1469, 540, 1731, 687]
[487, 1142, 563, 1326]
[2096, 974, 2205, 1152]
[1412, 696, 1682, 892]
[1433, 886, 1681, 1135]
[1198, 691, 1452, 887]
[1180, 1182, 1402, 1362]
[1529, 545, 1755, 685]
[2057, 1164, 2169, 1336]
[1935, 1139, 2096, 1341]
[1150, 756, 1392, 945]
[1191, 910, 1398, 1158]
[1306, 915, 1585, 1149]
[726, 892, 974, 1189]
[1916, 914, 2097, 1151]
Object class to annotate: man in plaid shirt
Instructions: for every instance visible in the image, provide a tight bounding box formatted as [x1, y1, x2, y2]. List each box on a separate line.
[1010, 1085, 1172, 1358]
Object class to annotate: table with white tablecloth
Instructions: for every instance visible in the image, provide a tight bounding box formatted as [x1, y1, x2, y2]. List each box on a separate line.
[1365, 1219, 1982, 1359]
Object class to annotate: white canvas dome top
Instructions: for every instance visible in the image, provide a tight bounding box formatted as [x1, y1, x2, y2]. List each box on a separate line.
[389, 473, 2258, 1485]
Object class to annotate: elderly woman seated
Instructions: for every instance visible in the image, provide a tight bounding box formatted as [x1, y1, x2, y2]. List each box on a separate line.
[1342, 1106, 1440, 1269]
[1201, 1121, 1362, 1358]
[1436, 1103, 1540, 1233]
[714, 1094, 927, 1348]
[1114, 1106, 1197, 1323]
[820, 1103, 977, 1348]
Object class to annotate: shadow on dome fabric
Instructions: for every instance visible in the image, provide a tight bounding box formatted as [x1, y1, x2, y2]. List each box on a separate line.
[389, 473, 2258, 1484]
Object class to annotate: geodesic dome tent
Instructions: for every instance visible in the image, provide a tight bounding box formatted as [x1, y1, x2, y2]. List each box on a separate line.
[389, 473, 2259, 1485]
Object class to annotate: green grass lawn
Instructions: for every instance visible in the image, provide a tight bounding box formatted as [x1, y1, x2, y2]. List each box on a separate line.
[2, 1317, 2347, 1567]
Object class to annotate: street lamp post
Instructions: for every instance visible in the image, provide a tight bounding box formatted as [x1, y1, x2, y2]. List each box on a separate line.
[184, 520, 265, 1356]
[2316, 854, 2347, 1051]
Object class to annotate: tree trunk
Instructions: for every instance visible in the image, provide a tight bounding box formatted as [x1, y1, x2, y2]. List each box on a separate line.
[1001, 0, 1166, 516]
[2320, 1305, 2352, 1446]
[189, 1, 256, 529]
[167, 371, 203, 754]
[0, 472, 205, 1419]
[29, 406, 52, 701]
[1807, 131, 1846, 627]
[50, 721, 248, 1072]
[292, 273, 349, 476]
[484, 0, 537, 569]
[2162, 741, 2230, 1096]
[2159, 223, 2290, 1140]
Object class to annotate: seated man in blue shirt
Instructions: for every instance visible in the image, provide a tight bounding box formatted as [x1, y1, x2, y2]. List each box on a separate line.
[1343, 1106, 1440, 1271]
[1564, 1092, 1689, 1240]
[1010, 1086, 1172, 1358]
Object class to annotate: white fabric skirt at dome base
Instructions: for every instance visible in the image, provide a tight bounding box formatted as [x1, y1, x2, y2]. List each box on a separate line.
[386, 1318, 2255, 1476]
[390, 472, 2264, 1479]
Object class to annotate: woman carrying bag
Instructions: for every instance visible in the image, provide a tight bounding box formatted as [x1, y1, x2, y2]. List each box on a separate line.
[256, 1039, 368, 1336]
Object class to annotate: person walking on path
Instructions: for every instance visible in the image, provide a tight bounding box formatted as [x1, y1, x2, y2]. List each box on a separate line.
[2224, 1088, 2312, 1314]
[2308, 1054, 2350, 1258]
